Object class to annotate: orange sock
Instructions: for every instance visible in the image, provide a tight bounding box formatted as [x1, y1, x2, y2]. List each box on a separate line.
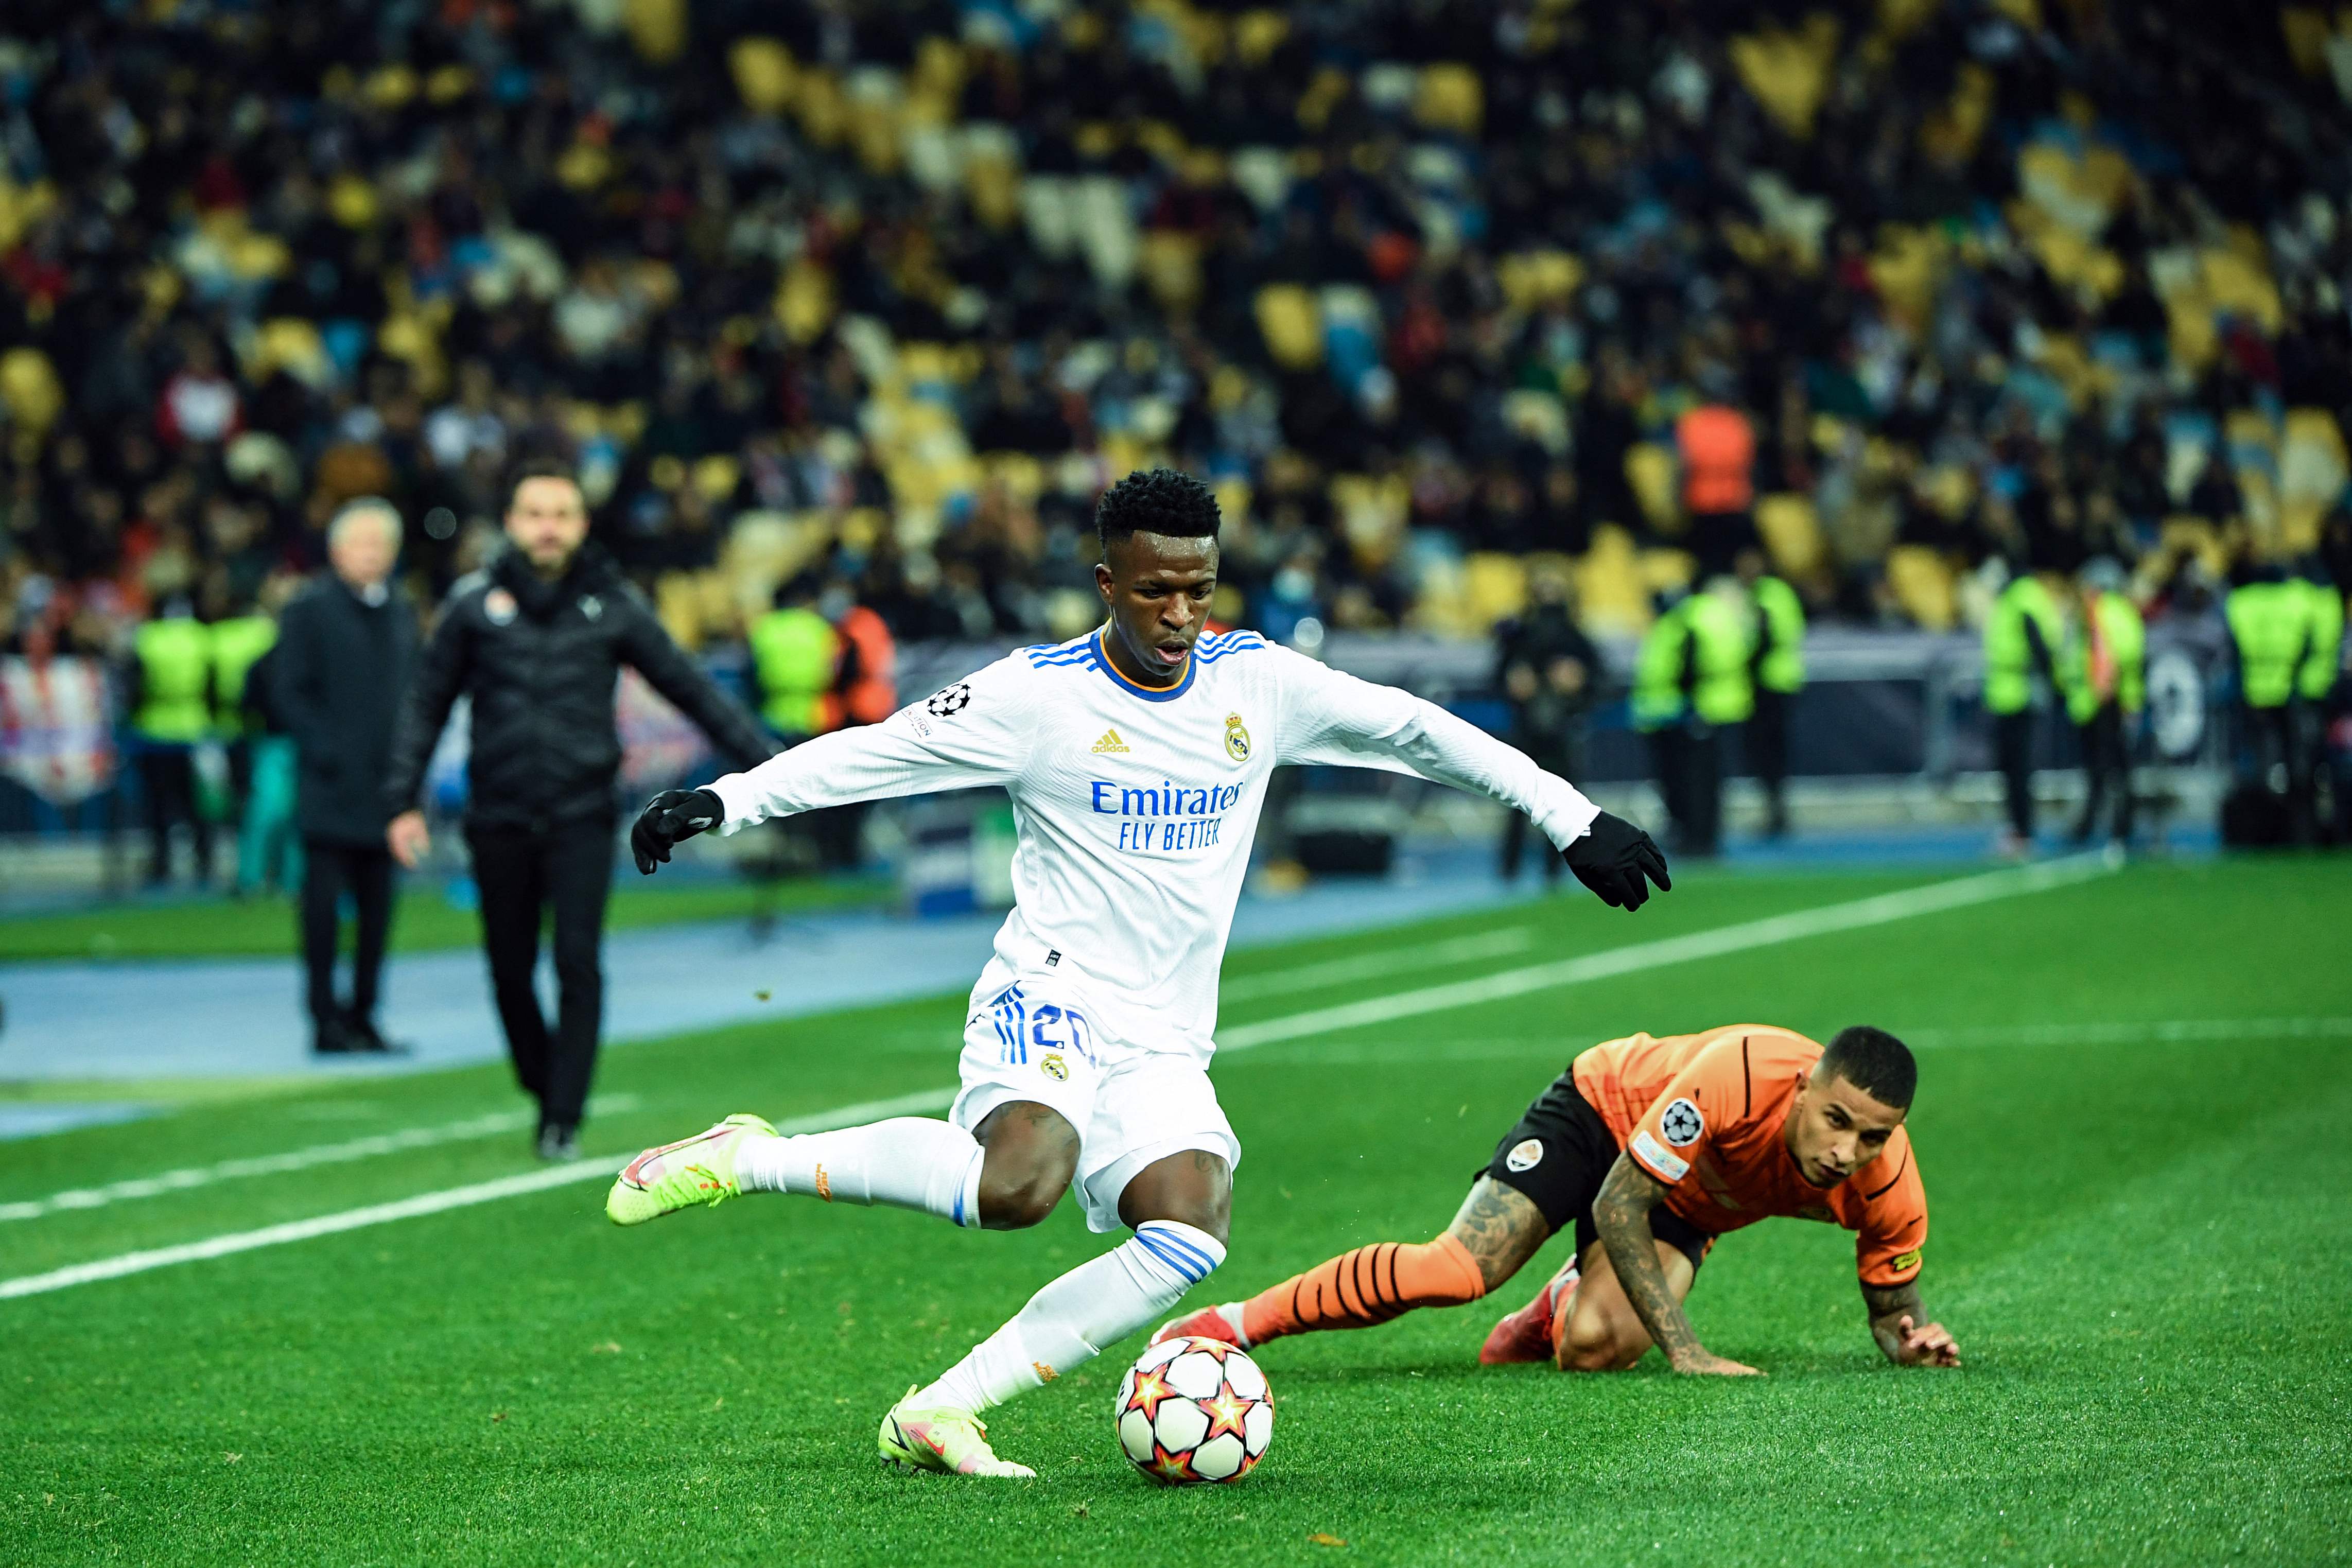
[1239, 1234, 1486, 1346]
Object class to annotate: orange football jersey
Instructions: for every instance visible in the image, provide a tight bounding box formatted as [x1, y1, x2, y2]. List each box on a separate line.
[1571, 1025, 1927, 1286]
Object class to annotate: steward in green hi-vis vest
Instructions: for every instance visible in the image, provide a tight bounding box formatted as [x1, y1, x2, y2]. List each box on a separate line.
[1983, 574, 2065, 716]
[1632, 589, 1756, 730]
[2226, 579, 2305, 710]
[1752, 574, 1806, 695]
[2298, 574, 2344, 703]
[750, 605, 842, 737]
[1685, 585, 1756, 725]
[1631, 602, 1691, 733]
[2062, 590, 2146, 725]
[209, 614, 277, 738]
[133, 616, 215, 743]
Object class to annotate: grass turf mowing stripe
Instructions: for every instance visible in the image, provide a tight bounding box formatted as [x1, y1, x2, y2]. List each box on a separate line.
[1215, 852, 2116, 1055]
[1905, 1016, 2352, 1048]
[0, 1088, 952, 1301]
[1219, 926, 1534, 1002]
[0, 860, 2104, 1304]
[0, 1095, 644, 1224]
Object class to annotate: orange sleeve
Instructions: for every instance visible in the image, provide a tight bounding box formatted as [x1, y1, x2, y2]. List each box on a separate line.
[1622, 1035, 1746, 1190]
[1850, 1134, 1928, 1287]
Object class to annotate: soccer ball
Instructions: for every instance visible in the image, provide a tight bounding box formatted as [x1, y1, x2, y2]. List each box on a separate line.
[1114, 1335, 1274, 1485]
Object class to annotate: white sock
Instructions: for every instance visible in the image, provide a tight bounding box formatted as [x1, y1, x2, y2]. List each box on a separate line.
[914, 1220, 1226, 1415]
[736, 1118, 985, 1228]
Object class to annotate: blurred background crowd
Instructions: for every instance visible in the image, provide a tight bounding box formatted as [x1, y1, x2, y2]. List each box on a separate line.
[2, 0, 2349, 874]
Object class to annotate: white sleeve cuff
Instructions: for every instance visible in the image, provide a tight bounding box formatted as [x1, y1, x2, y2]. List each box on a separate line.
[1536, 789, 1601, 852]
[706, 771, 764, 836]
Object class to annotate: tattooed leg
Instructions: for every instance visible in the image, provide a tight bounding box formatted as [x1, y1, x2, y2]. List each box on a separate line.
[1230, 1178, 1547, 1346]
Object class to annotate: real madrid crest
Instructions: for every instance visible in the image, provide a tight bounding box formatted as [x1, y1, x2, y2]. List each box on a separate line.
[483, 587, 517, 625]
[1223, 712, 1250, 763]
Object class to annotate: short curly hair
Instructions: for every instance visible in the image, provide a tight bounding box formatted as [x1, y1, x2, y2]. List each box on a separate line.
[1820, 1026, 1917, 1110]
[1095, 467, 1221, 553]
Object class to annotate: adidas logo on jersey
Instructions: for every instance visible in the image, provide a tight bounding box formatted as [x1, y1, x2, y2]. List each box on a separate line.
[1091, 728, 1130, 754]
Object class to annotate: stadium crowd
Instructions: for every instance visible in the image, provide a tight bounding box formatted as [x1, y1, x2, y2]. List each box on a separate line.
[6, 0, 2352, 655]
[1, 0, 2349, 861]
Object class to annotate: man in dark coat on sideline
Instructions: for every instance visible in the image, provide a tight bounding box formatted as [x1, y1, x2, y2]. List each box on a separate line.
[384, 461, 773, 1160]
[276, 497, 419, 1055]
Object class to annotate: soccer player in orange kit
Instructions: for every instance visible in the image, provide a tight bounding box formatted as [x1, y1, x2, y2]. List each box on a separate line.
[1159, 1024, 1959, 1373]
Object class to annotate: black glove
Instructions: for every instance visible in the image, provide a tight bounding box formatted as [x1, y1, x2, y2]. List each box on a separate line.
[1561, 810, 1672, 911]
[631, 788, 725, 875]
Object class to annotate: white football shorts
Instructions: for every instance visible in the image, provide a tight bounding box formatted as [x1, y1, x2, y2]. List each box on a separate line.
[949, 973, 1239, 1233]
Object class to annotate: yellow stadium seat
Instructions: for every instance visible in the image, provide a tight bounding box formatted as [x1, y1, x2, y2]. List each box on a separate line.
[1254, 285, 1323, 370]
[1141, 231, 1203, 313]
[2236, 465, 2280, 542]
[1624, 442, 1681, 533]
[1728, 15, 1840, 139]
[1495, 250, 1583, 313]
[1463, 553, 1529, 630]
[773, 259, 835, 345]
[247, 319, 328, 387]
[655, 570, 706, 651]
[0, 346, 62, 437]
[1414, 64, 1483, 135]
[1885, 545, 1957, 631]
[1639, 549, 1696, 595]
[691, 455, 741, 503]
[729, 38, 797, 114]
[2279, 408, 2345, 550]
[977, 451, 1047, 501]
[1755, 493, 1826, 581]
[2225, 406, 2279, 458]
[961, 124, 1022, 229]
[1573, 525, 1651, 637]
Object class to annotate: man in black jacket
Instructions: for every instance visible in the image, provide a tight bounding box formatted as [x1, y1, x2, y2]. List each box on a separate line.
[277, 498, 419, 1055]
[384, 462, 772, 1158]
[1494, 565, 1602, 884]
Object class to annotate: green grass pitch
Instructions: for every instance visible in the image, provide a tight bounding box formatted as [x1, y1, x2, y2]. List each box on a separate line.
[5, 859, 2349, 1565]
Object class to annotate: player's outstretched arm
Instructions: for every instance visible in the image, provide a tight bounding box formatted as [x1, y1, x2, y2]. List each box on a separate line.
[1592, 1153, 1761, 1375]
[1862, 1280, 1960, 1367]
[1277, 653, 1669, 909]
[632, 664, 1039, 875]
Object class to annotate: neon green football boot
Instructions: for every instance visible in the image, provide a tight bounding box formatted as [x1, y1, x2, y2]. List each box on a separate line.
[605, 1113, 778, 1226]
[878, 1387, 1037, 1479]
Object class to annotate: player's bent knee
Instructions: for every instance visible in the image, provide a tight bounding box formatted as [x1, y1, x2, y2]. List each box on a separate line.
[975, 1163, 1070, 1230]
[1116, 1148, 1233, 1244]
[1555, 1331, 1634, 1373]
[972, 1101, 1080, 1229]
[1555, 1305, 1643, 1373]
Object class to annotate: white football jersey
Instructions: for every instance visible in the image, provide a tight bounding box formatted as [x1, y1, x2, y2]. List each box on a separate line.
[706, 628, 1599, 1065]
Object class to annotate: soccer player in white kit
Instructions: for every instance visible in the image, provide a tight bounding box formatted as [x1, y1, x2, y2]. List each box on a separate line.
[607, 469, 1671, 1477]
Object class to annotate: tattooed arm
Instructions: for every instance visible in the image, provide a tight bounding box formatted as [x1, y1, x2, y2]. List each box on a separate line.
[1862, 1280, 1960, 1366]
[1443, 1177, 1555, 1291]
[1592, 1153, 1761, 1375]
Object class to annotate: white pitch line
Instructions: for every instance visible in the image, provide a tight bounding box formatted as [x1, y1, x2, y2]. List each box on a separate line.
[0, 859, 2113, 1302]
[1218, 926, 1535, 1002]
[0, 1094, 641, 1225]
[1215, 853, 2117, 1055]
[0, 1088, 950, 1301]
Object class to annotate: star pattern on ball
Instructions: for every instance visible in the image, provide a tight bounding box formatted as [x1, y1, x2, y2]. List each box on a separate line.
[1126, 1369, 1174, 1422]
[1147, 1443, 1198, 1485]
[1201, 1384, 1252, 1444]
